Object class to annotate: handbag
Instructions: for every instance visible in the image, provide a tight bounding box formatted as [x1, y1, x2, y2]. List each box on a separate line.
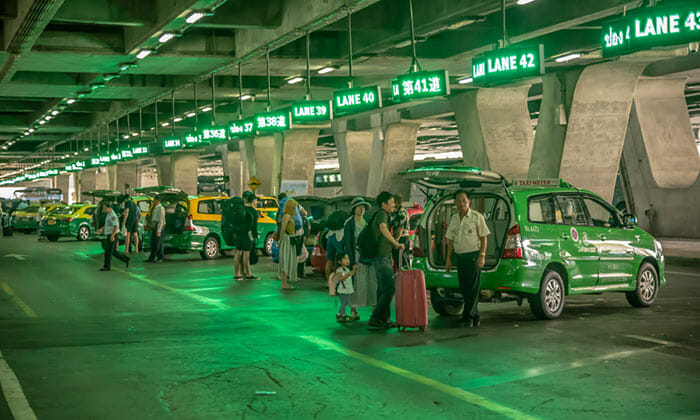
[249, 248, 259, 265]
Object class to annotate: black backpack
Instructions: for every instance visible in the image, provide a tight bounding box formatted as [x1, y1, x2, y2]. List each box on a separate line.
[222, 197, 248, 246]
[358, 210, 383, 260]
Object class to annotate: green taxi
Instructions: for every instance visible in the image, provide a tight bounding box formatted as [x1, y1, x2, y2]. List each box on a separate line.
[137, 187, 278, 260]
[83, 190, 149, 249]
[40, 204, 96, 241]
[401, 166, 665, 320]
[12, 202, 64, 233]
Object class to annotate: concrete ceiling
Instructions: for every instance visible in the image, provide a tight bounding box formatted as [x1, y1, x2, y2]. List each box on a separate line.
[0, 0, 699, 177]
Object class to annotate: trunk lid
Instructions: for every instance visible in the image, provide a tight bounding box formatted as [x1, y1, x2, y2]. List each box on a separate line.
[399, 166, 505, 190]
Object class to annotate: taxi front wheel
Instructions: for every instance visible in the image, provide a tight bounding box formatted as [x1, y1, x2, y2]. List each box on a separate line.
[626, 263, 658, 308]
[529, 270, 565, 320]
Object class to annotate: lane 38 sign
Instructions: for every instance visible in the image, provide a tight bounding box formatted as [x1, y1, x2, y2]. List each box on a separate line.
[471, 44, 544, 87]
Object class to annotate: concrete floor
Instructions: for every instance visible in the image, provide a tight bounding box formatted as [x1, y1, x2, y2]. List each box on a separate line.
[0, 233, 698, 419]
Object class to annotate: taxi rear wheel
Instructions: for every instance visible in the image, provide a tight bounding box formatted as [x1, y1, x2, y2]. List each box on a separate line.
[626, 263, 658, 308]
[77, 226, 90, 241]
[46, 234, 59, 242]
[200, 236, 220, 260]
[263, 233, 274, 256]
[529, 270, 565, 320]
[429, 289, 464, 316]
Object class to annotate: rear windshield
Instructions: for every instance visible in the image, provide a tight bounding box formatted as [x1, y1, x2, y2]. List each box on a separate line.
[258, 198, 277, 209]
[52, 207, 79, 216]
[137, 200, 151, 212]
[25, 206, 40, 212]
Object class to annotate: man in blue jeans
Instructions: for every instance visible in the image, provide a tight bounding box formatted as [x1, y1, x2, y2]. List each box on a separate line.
[368, 191, 405, 329]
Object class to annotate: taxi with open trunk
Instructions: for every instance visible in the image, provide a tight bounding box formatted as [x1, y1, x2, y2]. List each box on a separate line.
[401, 166, 665, 320]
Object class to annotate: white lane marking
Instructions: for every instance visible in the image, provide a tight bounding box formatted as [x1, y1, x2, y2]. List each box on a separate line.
[0, 349, 38, 420]
[186, 286, 230, 293]
[625, 334, 698, 351]
[665, 270, 700, 278]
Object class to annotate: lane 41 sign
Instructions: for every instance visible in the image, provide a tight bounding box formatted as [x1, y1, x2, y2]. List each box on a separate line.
[471, 44, 545, 86]
[395, 70, 450, 101]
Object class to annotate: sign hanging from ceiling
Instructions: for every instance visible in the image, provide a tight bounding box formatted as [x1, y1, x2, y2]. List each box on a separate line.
[162, 136, 182, 151]
[201, 126, 228, 142]
[291, 101, 332, 124]
[396, 69, 450, 101]
[132, 144, 149, 156]
[255, 110, 291, 133]
[333, 85, 382, 116]
[184, 132, 206, 148]
[471, 44, 545, 86]
[229, 118, 256, 138]
[601, 4, 700, 57]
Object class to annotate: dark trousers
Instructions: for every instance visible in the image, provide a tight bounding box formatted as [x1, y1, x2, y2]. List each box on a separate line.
[456, 251, 481, 321]
[103, 237, 128, 269]
[370, 256, 395, 323]
[148, 230, 164, 261]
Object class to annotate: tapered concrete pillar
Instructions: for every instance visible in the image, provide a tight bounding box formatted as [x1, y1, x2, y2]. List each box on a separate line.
[378, 121, 420, 198]
[251, 135, 283, 197]
[281, 129, 319, 196]
[55, 174, 70, 202]
[138, 168, 159, 188]
[620, 78, 700, 238]
[116, 162, 139, 193]
[529, 70, 581, 178]
[450, 86, 534, 179]
[156, 152, 199, 195]
[333, 120, 373, 196]
[106, 165, 117, 190]
[218, 144, 243, 197]
[559, 62, 646, 201]
[95, 167, 110, 190]
[78, 170, 95, 202]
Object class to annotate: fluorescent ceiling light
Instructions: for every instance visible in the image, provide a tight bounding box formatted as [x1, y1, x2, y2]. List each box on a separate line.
[458, 77, 473, 84]
[186, 12, 205, 24]
[73, 151, 79, 155]
[201, 106, 212, 112]
[66, 99, 76, 104]
[161, 122, 169, 127]
[173, 117, 183, 122]
[39, 120, 46, 125]
[317, 66, 335, 74]
[24, 132, 29, 135]
[83, 147, 89, 152]
[240, 94, 252, 101]
[136, 50, 152, 59]
[158, 33, 175, 43]
[131, 132, 138, 137]
[287, 77, 304, 84]
[123, 135, 130, 139]
[186, 112, 196, 117]
[51, 110, 59, 116]
[516, 0, 535, 4]
[45, 116, 52, 121]
[555, 53, 581, 63]
[28, 128, 34, 133]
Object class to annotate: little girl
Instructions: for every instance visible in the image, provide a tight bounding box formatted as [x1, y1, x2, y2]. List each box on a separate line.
[335, 252, 358, 322]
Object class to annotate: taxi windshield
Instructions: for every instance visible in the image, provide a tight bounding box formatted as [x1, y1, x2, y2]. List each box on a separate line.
[25, 206, 40, 213]
[52, 207, 79, 216]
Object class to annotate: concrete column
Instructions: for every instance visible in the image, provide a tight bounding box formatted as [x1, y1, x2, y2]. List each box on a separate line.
[622, 101, 700, 238]
[252, 135, 283, 197]
[116, 162, 139, 193]
[529, 70, 581, 178]
[78, 170, 96, 202]
[450, 86, 534, 179]
[156, 152, 199, 195]
[55, 174, 70, 202]
[559, 61, 646, 201]
[281, 129, 319, 196]
[378, 121, 420, 198]
[138, 168, 159, 188]
[95, 167, 110, 190]
[333, 120, 373, 196]
[218, 144, 243, 197]
[106, 165, 117, 190]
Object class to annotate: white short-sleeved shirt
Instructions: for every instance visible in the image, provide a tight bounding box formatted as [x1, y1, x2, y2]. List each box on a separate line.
[445, 209, 490, 254]
[335, 267, 354, 294]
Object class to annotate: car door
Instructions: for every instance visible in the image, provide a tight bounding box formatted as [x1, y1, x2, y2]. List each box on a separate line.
[581, 195, 636, 288]
[554, 194, 599, 291]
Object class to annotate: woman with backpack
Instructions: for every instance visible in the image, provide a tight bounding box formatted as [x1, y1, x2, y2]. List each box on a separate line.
[343, 197, 376, 320]
[278, 198, 299, 290]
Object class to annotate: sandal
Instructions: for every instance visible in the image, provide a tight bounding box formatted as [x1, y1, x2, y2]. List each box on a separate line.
[351, 313, 360, 321]
[281, 284, 296, 290]
[245, 276, 259, 280]
[343, 315, 353, 322]
[336, 314, 343, 322]
[234, 276, 243, 280]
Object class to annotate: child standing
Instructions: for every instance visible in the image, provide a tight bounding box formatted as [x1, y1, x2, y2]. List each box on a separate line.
[335, 252, 358, 322]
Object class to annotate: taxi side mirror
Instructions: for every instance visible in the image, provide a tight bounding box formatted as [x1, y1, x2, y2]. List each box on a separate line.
[623, 213, 637, 227]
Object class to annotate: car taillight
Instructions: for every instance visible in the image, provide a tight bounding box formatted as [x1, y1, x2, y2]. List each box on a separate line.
[184, 215, 194, 231]
[502, 224, 523, 259]
[67, 217, 74, 222]
[413, 225, 423, 258]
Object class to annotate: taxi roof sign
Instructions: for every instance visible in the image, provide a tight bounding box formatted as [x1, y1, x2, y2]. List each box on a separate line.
[510, 178, 571, 188]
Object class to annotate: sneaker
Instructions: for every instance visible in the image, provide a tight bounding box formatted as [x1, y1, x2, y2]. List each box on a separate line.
[99, 267, 110, 271]
[472, 317, 480, 328]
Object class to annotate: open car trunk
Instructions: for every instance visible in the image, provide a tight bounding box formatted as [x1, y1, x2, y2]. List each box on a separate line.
[82, 190, 122, 230]
[400, 167, 512, 271]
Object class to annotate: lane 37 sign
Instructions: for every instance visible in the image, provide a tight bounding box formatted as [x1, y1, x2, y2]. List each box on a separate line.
[602, 4, 700, 57]
[471, 44, 544, 87]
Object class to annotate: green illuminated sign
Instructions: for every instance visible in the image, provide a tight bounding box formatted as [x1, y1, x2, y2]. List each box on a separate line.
[291, 101, 332, 124]
[99, 155, 111, 165]
[602, 4, 700, 57]
[201, 127, 227, 142]
[88, 157, 101, 167]
[472, 44, 544, 87]
[396, 70, 450, 101]
[46, 169, 59, 177]
[229, 118, 255, 138]
[163, 136, 182, 151]
[120, 149, 133, 160]
[333, 85, 382, 116]
[132, 144, 149, 155]
[110, 151, 122, 162]
[255, 111, 291, 133]
[184, 132, 206, 148]
[391, 78, 400, 103]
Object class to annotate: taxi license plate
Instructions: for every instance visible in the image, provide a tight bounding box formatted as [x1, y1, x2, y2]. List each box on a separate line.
[48, 220, 56, 225]
[164, 235, 173, 240]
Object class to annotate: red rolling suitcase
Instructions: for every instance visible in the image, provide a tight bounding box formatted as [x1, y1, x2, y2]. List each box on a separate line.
[394, 253, 428, 332]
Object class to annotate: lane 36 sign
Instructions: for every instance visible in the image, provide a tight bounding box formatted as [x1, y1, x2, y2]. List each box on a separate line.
[602, 4, 700, 57]
[471, 44, 544, 87]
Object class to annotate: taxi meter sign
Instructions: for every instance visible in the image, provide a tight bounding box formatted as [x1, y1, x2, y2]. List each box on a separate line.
[248, 176, 261, 192]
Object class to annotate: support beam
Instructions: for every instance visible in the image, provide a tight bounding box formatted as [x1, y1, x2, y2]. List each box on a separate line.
[281, 129, 319, 196]
[155, 151, 199, 195]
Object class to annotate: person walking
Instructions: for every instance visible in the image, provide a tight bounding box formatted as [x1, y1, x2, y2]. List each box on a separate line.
[145, 197, 165, 263]
[391, 194, 411, 269]
[368, 191, 404, 329]
[242, 191, 259, 280]
[97, 202, 129, 271]
[278, 198, 299, 290]
[445, 190, 490, 328]
[344, 197, 374, 320]
[120, 195, 140, 254]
